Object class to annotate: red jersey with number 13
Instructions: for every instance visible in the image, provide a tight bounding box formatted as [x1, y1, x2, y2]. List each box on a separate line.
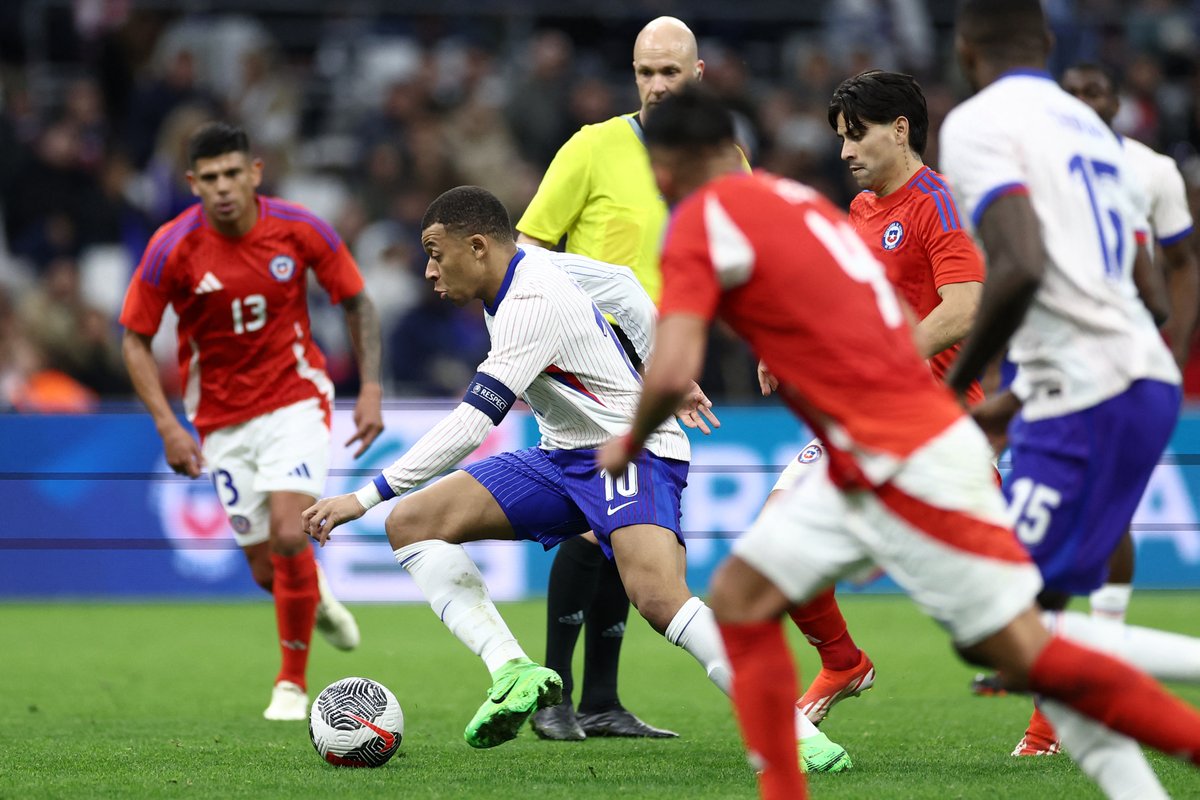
[659, 172, 963, 488]
[850, 165, 986, 406]
[119, 197, 364, 437]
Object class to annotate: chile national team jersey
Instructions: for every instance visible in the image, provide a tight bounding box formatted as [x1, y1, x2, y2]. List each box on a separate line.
[850, 166, 986, 406]
[120, 197, 365, 436]
[658, 171, 963, 489]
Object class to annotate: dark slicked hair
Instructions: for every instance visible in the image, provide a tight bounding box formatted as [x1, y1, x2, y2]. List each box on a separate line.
[642, 84, 735, 152]
[187, 122, 250, 167]
[828, 70, 929, 156]
[958, 0, 1049, 61]
[421, 186, 514, 242]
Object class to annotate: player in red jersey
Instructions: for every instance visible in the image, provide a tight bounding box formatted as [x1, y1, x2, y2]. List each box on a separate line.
[600, 85, 1200, 800]
[763, 71, 988, 730]
[120, 123, 384, 720]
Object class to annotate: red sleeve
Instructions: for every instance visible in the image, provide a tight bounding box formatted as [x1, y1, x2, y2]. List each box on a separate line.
[657, 197, 721, 321]
[311, 241, 366, 305]
[272, 198, 365, 304]
[119, 226, 184, 336]
[916, 194, 985, 289]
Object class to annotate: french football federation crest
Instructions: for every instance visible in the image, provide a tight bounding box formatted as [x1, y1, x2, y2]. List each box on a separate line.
[882, 221, 904, 251]
[270, 255, 297, 282]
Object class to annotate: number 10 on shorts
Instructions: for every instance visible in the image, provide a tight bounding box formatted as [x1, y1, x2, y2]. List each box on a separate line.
[602, 463, 639, 502]
[1007, 477, 1062, 546]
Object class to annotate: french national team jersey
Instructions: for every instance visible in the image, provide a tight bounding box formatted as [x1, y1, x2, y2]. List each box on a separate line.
[119, 197, 365, 436]
[939, 69, 1179, 421]
[658, 171, 963, 489]
[849, 165, 986, 407]
[480, 246, 689, 461]
[1121, 135, 1195, 248]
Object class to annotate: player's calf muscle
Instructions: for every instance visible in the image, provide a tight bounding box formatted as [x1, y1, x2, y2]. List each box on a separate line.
[709, 557, 791, 624]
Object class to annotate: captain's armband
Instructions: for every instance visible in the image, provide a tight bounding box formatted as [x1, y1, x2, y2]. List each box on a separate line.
[462, 372, 516, 425]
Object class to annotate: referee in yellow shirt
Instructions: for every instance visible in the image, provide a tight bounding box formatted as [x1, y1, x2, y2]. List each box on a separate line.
[516, 16, 701, 741]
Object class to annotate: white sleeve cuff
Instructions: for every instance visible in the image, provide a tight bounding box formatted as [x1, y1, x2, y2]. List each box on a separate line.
[354, 482, 384, 511]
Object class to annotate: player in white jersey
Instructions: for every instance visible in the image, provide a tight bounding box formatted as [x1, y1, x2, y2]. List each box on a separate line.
[300, 186, 731, 750]
[1059, 60, 1199, 625]
[939, 2, 1200, 787]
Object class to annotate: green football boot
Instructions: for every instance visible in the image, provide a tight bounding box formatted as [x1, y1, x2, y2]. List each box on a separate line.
[801, 730, 853, 773]
[464, 658, 563, 749]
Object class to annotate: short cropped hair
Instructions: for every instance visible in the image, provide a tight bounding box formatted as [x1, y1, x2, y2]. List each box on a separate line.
[187, 122, 250, 167]
[957, 0, 1048, 61]
[1064, 61, 1120, 93]
[642, 84, 735, 151]
[828, 70, 929, 157]
[421, 186, 514, 242]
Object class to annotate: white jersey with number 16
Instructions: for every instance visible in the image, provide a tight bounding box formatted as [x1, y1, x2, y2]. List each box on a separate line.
[939, 69, 1179, 422]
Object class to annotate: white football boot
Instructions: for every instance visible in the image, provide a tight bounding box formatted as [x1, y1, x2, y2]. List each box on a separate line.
[263, 680, 308, 721]
[314, 562, 360, 651]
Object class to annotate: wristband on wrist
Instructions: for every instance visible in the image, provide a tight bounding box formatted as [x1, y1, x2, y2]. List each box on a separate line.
[353, 482, 383, 510]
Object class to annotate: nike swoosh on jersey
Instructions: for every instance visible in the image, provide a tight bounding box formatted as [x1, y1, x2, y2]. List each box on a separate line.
[347, 713, 396, 748]
[606, 500, 637, 516]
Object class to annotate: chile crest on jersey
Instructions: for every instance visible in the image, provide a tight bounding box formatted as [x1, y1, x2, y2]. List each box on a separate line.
[269, 254, 297, 282]
[881, 221, 904, 251]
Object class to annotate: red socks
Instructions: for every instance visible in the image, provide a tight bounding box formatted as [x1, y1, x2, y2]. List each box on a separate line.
[788, 588, 860, 670]
[718, 620, 806, 800]
[1029, 636, 1200, 764]
[271, 548, 320, 690]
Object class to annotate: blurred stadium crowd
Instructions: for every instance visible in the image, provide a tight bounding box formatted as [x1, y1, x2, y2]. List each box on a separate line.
[1, 0, 1199, 411]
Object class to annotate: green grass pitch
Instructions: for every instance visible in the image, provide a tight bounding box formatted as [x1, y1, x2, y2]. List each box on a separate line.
[2, 594, 1199, 799]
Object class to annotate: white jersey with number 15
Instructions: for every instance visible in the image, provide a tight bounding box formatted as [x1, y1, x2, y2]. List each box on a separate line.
[939, 69, 1179, 422]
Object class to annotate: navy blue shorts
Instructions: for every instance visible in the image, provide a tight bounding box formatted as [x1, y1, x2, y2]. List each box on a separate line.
[463, 447, 689, 559]
[1006, 379, 1180, 594]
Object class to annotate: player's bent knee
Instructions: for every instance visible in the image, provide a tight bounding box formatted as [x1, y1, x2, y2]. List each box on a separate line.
[629, 590, 683, 634]
[384, 504, 423, 549]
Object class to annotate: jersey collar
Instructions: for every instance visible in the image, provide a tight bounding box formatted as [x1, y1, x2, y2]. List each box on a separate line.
[624, 113, 646, 146]
[485, 247, 526, 315]
[996, 67, 1054, 83]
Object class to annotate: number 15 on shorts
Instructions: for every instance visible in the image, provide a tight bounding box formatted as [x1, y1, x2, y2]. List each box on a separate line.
[1007, 477, 1062, 546]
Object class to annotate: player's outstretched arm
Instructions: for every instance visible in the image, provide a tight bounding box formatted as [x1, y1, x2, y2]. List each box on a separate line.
[946, 195, 1045, 395]
[121, 329, 204, 478]
[340, 291, 385, 457]
[302, 494, 365, 546]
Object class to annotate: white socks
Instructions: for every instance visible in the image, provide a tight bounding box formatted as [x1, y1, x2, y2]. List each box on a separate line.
[1089, 583, 1133, 623]
[1045, 610, 1200, 683]
[1039, 699, 1167, 800]
[394, 540, 527, 675]
[665, 596, 732, 695]
[663, 597, 821, 742]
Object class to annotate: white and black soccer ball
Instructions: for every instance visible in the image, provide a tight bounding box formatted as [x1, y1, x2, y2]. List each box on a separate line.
[309, 677, 404, 767]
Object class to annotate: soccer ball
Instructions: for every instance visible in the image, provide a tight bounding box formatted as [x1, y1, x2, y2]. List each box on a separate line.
[309, 677, 404, 767]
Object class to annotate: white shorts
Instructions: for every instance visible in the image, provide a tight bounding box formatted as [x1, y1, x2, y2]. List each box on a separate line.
[201, 398, 331, 546]
[736, 417, 1042, 647]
